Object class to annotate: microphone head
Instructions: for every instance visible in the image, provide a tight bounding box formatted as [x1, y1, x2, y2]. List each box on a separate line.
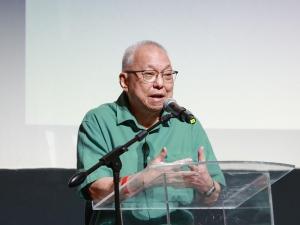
[163, 98, 196, 124]
[163, 98, 176, 112]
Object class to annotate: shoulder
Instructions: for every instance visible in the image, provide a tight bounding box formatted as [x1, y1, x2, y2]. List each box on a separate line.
[82, 102, 117, 125]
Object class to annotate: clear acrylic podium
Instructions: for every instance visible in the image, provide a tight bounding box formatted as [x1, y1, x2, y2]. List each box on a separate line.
[92, 161, 294, 225]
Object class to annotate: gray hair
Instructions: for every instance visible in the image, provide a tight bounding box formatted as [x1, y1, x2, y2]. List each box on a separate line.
[122, 40, 168, 71]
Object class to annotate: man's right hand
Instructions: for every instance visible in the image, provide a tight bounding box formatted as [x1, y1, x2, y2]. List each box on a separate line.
[149, 147, 168, 164]
[139, 147, 192, 190]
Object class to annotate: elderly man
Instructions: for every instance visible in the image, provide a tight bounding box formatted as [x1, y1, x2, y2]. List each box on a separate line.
[77, 40, 225, 225]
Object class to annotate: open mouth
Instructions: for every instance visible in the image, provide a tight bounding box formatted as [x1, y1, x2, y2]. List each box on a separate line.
[149, 94, 165, 104]
[150, 94, 164, 98]
[149, 94, 165, 99]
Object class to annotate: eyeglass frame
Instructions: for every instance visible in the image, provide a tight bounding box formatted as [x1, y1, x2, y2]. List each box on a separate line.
[124, 69, 178, 83]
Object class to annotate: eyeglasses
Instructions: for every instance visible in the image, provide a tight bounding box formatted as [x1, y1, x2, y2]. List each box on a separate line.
[125, 70, 178, 83]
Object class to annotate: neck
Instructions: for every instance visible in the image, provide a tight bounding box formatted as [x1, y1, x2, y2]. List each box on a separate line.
[132, 108, 161, 129]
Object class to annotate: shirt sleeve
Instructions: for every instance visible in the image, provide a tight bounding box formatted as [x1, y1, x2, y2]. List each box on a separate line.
[76, 111, 113, 198]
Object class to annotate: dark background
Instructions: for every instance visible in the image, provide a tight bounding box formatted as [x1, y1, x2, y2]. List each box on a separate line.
[0, 168, 299, 225]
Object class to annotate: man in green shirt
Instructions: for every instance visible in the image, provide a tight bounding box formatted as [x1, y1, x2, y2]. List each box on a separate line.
[77, 40, 225, 225]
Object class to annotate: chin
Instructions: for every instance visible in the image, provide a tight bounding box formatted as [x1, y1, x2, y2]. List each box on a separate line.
[147, 105, 163, 113]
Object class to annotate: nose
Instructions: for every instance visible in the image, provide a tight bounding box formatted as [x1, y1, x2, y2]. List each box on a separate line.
[153, 74, 164, 89]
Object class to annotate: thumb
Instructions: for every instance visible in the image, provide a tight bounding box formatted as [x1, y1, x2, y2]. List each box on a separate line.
[151, 147, 168, 164]
[198, 146, 205, 162]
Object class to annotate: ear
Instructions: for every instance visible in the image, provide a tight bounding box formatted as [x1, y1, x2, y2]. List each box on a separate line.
[119, 72, 129, 92]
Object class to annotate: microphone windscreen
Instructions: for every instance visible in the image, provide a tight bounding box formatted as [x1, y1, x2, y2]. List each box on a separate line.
[163, 98, 176, 112]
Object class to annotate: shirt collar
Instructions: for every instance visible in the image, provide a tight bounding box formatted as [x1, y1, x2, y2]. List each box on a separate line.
[116, 92, 140, 129]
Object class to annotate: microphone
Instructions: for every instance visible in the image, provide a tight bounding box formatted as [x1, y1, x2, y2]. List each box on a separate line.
[163, 98, 196, 124]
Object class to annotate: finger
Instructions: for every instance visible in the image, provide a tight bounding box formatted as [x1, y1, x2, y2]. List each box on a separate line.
[152, 147, 168, 164]
[198, 146, 205, 162]
[189, 164, 198, 171]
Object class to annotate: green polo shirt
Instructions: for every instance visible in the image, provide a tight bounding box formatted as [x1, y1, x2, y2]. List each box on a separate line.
[77, 92, 225, 224]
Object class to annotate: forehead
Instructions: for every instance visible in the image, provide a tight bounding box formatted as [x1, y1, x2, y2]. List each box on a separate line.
[131, 45, 171, 69]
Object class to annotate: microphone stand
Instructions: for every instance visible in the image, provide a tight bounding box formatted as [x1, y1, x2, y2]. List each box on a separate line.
[68, 113, 174, 225]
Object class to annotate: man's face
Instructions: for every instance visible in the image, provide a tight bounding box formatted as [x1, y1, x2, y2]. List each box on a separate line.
[120, 45, 174, 114]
